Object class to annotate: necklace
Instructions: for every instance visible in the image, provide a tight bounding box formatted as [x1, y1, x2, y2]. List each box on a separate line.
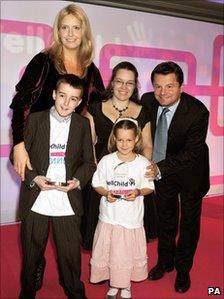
[112, 101, 129, 117]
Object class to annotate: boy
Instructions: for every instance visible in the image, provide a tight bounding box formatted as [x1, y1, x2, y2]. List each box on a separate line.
[12, 74, 96, 299]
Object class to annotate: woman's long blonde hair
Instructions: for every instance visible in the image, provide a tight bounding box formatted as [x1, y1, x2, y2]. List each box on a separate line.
[47, 4, 94, 74]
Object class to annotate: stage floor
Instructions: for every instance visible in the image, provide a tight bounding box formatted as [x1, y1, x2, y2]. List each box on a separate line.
[0, 196, 223, 299]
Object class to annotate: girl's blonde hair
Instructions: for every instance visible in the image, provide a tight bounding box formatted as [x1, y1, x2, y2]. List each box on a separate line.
[108, 118, 142, 154]
[47, 4, 94, 74]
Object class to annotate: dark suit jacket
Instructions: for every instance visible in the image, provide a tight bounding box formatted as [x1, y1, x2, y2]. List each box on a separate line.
[17, 109, 96, 220]
[141, 92, 210, 198]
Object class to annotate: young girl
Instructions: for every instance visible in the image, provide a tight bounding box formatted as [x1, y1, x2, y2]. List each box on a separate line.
[90, 118, 154, 299]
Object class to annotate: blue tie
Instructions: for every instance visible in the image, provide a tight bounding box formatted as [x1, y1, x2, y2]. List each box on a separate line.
[152, 108, 169, 163]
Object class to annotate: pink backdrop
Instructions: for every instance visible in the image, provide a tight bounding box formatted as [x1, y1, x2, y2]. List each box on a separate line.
[1, 1, 223, 223]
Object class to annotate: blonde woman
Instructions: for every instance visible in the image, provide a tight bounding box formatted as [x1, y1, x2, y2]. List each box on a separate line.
[10, 3, 104, 181]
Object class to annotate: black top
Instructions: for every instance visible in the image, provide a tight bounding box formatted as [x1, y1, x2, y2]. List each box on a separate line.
[10, 52, 105, 145]
[88, 101, 151, 161]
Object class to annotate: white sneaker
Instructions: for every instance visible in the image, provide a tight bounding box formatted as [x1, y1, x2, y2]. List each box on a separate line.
[107, 287, 119, 298]
[120, 287, 131, 298]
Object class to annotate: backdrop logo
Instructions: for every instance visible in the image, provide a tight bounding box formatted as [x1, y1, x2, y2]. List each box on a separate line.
[1, 19, 52, 52]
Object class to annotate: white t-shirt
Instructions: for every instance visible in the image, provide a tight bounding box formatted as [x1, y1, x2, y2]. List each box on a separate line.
[92, 152, 154, 229]
[31, 114, 75, 216]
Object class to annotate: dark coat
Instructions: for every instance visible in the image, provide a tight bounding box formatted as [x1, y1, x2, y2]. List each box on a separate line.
[141, 91, 210, 198]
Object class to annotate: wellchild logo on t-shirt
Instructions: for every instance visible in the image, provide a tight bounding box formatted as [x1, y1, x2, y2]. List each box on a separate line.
[107, 178, 135, 187]
[50, 143, 66, 150]
[49, 143, 66, 165]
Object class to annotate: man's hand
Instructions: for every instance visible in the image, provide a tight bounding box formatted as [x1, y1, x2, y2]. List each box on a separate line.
[145, 162, 159, 180]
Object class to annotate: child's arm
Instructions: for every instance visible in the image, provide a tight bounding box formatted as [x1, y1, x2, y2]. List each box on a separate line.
[125, 187, 153, 201]
[22, 114, 41, 188]
[17, 114, 54, 191]
[92, 156, 118, 203]
[10, 113, 39, 189]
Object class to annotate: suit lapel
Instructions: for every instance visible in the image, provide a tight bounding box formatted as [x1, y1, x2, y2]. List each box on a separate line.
[66, 113, 79, 159]
[39, 111, 50, 166]
[151, 93, 189, 140]
[168, 95, 189, 136]
[151, 101, 159, 139]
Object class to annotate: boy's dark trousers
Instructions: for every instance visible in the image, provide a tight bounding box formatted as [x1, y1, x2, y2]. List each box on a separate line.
[19, 211, 86, 299]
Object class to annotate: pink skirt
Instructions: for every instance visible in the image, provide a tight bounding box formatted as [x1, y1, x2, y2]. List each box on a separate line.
[90, 220, 148, 288]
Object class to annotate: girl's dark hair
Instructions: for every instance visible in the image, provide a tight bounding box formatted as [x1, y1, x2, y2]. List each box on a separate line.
[108, 119, 142, 153]
[151, 61, 184, 86]
[103, 61, 140, 103]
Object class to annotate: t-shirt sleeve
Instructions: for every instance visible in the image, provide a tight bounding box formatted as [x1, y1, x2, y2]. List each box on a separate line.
[92, 157, 108, 189]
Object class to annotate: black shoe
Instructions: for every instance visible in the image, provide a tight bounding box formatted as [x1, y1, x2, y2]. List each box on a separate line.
[35, 257, 46, 291]
[19, 290, 36, 299]
[148, 263, 174, 280]
[174, 272, 191, 293]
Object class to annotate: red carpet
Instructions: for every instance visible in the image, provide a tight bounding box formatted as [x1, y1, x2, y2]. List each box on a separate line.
[0, 196, 223, 299]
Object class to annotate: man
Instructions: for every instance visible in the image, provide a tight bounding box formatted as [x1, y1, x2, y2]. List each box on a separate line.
[141, 61, 210, 293]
